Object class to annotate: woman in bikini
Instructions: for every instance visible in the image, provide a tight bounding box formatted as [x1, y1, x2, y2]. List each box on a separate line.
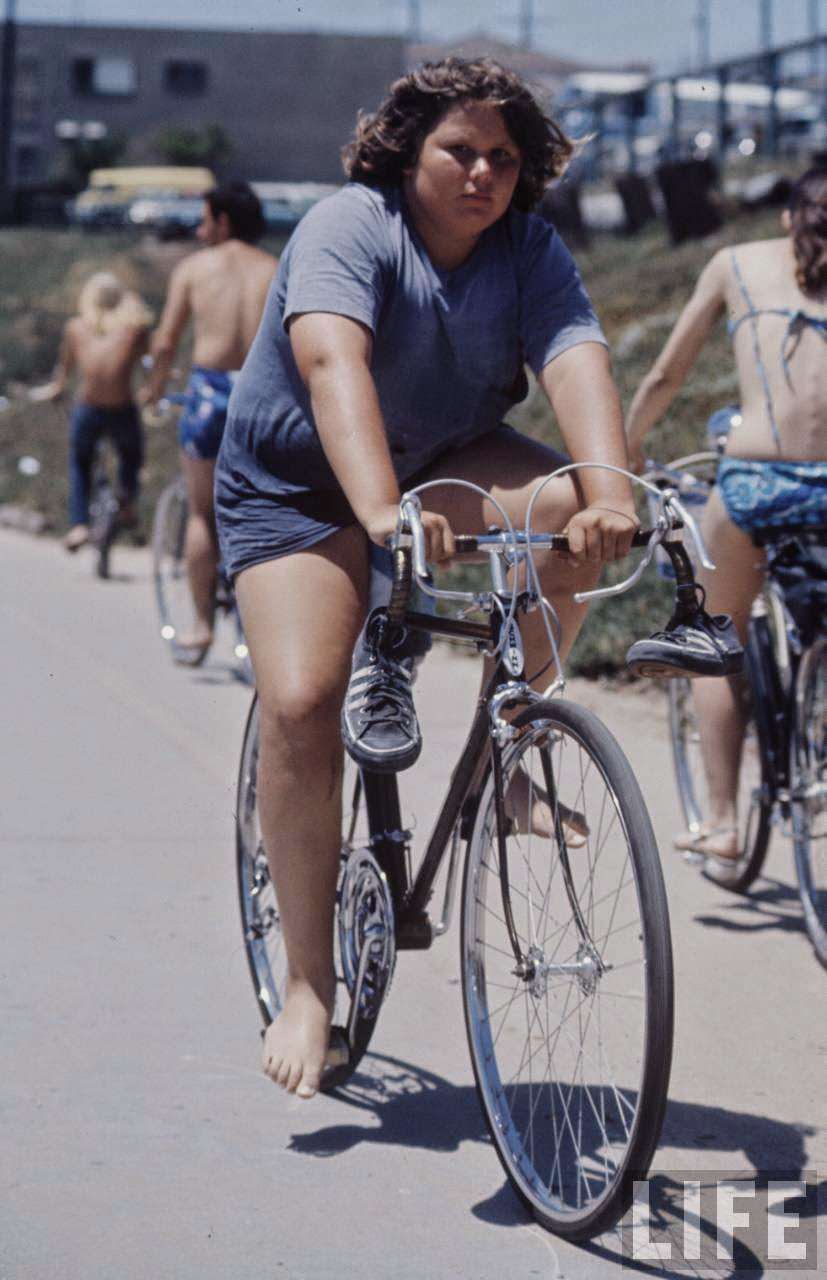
[215, 57, 640, 1098]
[626, 167, 827, 881]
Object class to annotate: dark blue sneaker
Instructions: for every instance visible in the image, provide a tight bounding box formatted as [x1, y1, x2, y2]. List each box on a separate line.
[341, 609, 422, 773]
[626, 607, 743, 679]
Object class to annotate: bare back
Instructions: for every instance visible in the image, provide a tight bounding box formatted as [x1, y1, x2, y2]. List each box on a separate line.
[725, 238, 827, 461]
[67, 318, 148, 408]
[184, 240, 277, 370]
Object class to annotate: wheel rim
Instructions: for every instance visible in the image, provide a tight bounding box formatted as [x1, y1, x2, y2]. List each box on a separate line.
[792, 643, 827, 948]
[236, 703, 370, 1025]
[152, 481, 191, 651]
[464, 720, 655, 1226]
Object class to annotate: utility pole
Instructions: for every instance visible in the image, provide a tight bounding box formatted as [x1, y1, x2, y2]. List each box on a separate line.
[0, 0, 17, 224]
[407, 0, 421, 43]
[519, 0, 534, 51]
[695, 0, 711, 70]
[760, 0, 773, 50]
[809, 0, 820, 38]
[808, 0, 821, 76]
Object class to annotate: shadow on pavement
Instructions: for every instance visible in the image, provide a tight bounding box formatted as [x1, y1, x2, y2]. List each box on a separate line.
[288, 1051, 823, 1273]
[693, 875, 807, 939]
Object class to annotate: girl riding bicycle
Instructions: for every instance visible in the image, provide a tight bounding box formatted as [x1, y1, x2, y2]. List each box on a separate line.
[627, 168, 827, 879]
[214, 57, 639, 1098]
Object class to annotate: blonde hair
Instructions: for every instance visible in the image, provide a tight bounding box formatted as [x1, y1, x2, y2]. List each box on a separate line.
[78, 272, 153, 334]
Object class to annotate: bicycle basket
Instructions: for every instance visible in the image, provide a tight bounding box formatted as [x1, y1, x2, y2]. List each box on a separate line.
[765, 535, 827, 646]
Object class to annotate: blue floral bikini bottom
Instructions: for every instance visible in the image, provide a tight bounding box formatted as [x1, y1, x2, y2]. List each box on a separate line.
[717, 457, 827, 537]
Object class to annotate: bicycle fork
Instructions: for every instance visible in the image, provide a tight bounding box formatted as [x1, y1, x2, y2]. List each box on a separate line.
[491, 725, 608, 997]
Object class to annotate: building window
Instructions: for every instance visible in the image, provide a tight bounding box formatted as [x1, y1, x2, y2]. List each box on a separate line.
[72, 56, 137, 97]
[164, 60, 208, 95]
[16, 144, 42, 182]
[15, 56, 42, 128]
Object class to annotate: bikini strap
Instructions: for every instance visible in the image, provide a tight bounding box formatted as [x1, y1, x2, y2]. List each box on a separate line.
[728, 250, 782, 453]
[780, 310, 827, 383]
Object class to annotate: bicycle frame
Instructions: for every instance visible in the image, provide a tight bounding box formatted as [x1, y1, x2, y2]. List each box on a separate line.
[358, 469, 711, 962]
[746, 580, 801, 812]
[360, 603, 528, 952]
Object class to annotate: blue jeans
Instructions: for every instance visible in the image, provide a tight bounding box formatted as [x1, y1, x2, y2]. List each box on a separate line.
[69, 402, 144, 526]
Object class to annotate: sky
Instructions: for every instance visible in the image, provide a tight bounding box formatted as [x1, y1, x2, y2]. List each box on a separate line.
[14, 1, 827, 75]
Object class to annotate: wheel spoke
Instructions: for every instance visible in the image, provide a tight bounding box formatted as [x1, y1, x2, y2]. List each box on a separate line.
[463, 704, 672, 1234]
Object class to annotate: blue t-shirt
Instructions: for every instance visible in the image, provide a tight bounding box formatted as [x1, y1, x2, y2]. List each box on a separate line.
[217, 182, 605, 504]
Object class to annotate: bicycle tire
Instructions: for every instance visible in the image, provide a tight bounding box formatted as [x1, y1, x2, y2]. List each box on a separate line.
[151, 477, 190, 657]
[790, 637, 827, 968]
[235, 697, 389, 1089]
[668, 673, 772, 893]
[88, 469, 120, 580]
[461, 698, 673, 1241]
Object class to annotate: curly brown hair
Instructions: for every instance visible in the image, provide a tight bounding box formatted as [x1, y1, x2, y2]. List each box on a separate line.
[342, 57, 573, 213]
[789, 168, 827, 295]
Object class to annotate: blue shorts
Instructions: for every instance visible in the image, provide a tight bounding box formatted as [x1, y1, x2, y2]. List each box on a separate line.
[718, 458, 827, 538]
[215, 423, 522, 582]
[178, 367, 237, 461]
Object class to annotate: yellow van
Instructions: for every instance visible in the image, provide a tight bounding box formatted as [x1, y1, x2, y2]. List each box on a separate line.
[71, 166, 216, 229]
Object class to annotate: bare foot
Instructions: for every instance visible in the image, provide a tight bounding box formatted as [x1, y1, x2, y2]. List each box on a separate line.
[674, 825, 739, 862]
[176, 627, 213, 650]
[63, 524, 89, 552]
[262, 976, 336, 1099]
[505, 766, 589, 845]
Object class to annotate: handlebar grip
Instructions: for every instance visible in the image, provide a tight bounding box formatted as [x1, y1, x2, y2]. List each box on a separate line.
[387, 545, 413, 627]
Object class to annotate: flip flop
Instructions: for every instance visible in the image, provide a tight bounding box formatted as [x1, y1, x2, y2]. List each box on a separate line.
[673, 825, 745, 884]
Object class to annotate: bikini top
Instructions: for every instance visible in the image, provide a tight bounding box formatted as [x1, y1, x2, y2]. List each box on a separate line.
[728, 250, 827, 452]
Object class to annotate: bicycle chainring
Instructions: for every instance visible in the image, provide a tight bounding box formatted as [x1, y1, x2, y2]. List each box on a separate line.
[337, 848, 396, 1024]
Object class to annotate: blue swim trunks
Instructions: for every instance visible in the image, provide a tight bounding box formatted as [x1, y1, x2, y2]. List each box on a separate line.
[178, 367, 238, 461]
[718, 457, 827, 538]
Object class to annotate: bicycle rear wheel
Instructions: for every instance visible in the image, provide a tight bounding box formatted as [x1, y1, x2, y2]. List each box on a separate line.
[668, 674, 772, 891]
[235, 698, 390, 1088]
[461, 699, 673, 1241]
[151, 477, 191, 658]
[790, 638, 827, 968]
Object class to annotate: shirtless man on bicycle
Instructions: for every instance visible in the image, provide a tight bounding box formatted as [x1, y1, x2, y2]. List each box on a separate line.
[142, 182, 277, 660]
[32, 272, 152, 551]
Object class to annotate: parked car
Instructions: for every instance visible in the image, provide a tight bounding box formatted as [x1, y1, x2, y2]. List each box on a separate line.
[127, 194, 204, 239]
[251, 181, 339, 233]
[68, 166, 215, 230]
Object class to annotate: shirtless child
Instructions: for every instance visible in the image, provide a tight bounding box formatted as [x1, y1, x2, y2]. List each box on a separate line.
[33, 272, 152, 551]
[142, 182, 277, 661]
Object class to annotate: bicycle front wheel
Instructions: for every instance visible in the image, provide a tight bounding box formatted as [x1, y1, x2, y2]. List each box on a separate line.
[461, 698, 674, 1241]
[151, 477, 190, 657]
[790, 638, 827, 968]
[668, 675, 771, 891]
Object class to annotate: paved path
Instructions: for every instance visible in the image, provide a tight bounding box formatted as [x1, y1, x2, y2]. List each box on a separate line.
[1, 530, 824, 1279]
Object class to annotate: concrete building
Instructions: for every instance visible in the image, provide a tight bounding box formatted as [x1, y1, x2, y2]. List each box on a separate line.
[5, 22, 406, 187]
